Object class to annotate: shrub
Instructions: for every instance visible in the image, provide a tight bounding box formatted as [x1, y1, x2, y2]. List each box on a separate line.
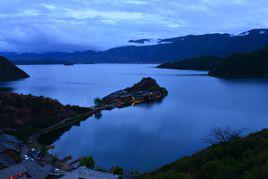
[80, 156, 96, 169]
[110, 166, 124, 175]
[94, 97, 103, 107]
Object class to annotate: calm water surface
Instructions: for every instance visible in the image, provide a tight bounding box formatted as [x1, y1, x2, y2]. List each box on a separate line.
[1, 64, 268, 171]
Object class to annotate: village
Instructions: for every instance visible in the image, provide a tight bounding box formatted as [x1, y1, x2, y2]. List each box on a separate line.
[0, 132, 120, 178]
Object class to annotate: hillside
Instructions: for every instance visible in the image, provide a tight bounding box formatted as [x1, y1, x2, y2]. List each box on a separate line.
[0, 56, 29, 81]
[157, 56, 222, 71]
[209, 47, 268, 77]
[3, 29, 268, 64]
[0, 92, 90, 136]
[139, 129, 268, 179]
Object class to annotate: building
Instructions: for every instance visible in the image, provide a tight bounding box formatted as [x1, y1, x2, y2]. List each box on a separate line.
[0, 160, 55, 179]
[0, 133, 21, 154]
[0, 162, 28, 178]
[102, 90, 128, 101]
[0, 133, 22, 168]
[0, 154, 16, 169]
[61, 166, 119, 179]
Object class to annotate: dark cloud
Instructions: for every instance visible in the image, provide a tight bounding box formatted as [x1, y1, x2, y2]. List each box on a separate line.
[0, 0, 268, 52]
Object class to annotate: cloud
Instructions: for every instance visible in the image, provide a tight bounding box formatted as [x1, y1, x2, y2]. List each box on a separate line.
[0, 0, 268, 52]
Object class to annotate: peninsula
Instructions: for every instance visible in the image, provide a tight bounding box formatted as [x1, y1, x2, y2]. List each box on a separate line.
[97, 77, 168, 109]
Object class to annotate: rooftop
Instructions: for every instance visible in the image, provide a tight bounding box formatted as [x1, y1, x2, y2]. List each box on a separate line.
[0, 160, 54, 179]
[0, 133, 21, 153]
[0, 154, 16, 168]
[0, 133, 20, 144]
[61, 166, 119, 179]
[0, 162, 27, 178]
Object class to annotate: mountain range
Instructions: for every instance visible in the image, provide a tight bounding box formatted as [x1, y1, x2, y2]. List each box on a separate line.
[1, 29, 268, 64]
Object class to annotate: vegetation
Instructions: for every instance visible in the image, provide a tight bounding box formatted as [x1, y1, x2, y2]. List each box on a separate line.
[157, 56, 222, 71]
[39, 144, 48, 156]
[94, 97, 103, 106]
[139, 129, 268, 179]
[0, 92, 89, 137]
[203, 127, 244, 145]
[51, 155, 59, 165]
[126, 77, 167, 95]
[110, 166, 124, 175]
[209, 46, 268, 77]
[0, 56, 29, 81]
[80, 156, 96, 169]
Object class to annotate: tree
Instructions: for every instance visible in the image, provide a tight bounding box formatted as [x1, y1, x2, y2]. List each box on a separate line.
[51, 155, 58, 165]
[39, 144, 48, 156]
[80, 156, 95, 169]
[110, 166, 124, 175]
[94, 97, 102, 107]
[204, 127, 243, 145]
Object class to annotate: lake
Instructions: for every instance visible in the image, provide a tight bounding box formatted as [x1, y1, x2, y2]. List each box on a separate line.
[1, 64, 268, 172]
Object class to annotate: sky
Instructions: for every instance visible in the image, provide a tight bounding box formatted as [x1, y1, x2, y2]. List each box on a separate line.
[0, 0, 268, 52]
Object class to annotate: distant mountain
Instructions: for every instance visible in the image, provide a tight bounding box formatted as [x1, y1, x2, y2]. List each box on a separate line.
[128, 39, 152, 44]
[209, 46, 268, 77]
[0, 56, 29, 81]
[1, 50, 97, 65]
[2, 29, 268, 64]
[157, 56, 222, 71]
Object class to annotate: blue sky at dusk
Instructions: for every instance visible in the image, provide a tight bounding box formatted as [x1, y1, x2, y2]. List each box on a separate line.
[0, 0, 268, 52]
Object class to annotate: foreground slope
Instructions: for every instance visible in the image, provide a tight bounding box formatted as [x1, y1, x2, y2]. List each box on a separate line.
[0, 92, 89, 136]
[0, 56, 29, 81]
[139, 129, 268, 179]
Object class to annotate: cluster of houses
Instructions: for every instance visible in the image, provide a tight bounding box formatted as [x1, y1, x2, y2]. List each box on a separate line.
[101, 89, 163, 108]
[0, 133, 21, 169]
[0, 133, 121, 179]
[0, 133, 56, 178]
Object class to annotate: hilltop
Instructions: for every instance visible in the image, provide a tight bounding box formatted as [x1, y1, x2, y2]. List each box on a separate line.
[0, 92, 90, 137]
[157, 56, 222, 71]
[209, 46, 268, 77]
[0, 56, 29, 81]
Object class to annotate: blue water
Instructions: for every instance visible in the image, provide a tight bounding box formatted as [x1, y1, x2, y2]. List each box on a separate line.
[1, 64, 268, 171]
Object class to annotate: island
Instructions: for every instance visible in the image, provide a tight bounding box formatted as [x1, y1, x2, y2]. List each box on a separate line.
[97, 77, 168, 109]
[157, 56, 222, 71]
[209, 46, 268, 77]
[0, 56, 29, 81]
